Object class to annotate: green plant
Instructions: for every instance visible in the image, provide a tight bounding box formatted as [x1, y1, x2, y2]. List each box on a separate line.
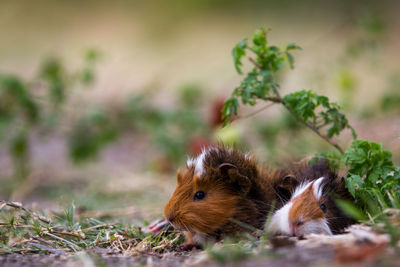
[223, 28, 355, 154]
[342, 140, 400, 206]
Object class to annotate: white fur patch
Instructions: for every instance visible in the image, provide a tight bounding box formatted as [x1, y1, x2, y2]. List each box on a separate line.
[312, 177, 325, 200]
[268, 202, 292, 235]
[194, 150, 206, 175]
[291, 180, 314, 199]
[186, 147, 213, 176]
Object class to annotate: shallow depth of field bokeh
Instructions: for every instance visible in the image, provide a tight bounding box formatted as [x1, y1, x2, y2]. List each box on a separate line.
[0, 0, 399, 222]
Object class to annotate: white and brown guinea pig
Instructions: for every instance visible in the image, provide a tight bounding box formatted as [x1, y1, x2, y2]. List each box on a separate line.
[268, 171, 354, 237]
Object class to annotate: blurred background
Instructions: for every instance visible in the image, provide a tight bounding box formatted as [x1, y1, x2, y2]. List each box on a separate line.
[0, 0, 399, 223]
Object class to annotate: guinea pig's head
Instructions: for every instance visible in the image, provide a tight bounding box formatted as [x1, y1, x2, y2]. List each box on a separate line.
[163, 147, 256, 235]
[268, 176, 333, 236]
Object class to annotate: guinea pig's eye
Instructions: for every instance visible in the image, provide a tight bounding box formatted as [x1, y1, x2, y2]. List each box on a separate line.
[320, 203, 327, 213]
[193, 191, 206, 201]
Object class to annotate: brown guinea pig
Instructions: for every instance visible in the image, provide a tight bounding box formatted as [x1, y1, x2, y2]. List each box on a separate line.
[268, 165, 354, 236]
[161, 146, 306, 243]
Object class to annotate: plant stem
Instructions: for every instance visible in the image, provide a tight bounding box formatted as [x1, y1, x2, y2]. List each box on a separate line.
[233, 102, 276, 121]
[248, 57, 262, 68]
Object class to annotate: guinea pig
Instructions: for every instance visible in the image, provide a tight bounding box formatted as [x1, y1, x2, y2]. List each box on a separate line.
[268, 172, 354, 237]
[150, 146, 353, 245]
[161, 145, 299, 243]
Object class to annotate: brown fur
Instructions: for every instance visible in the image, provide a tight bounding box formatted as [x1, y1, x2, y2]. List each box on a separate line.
[290, 185, 325, 224]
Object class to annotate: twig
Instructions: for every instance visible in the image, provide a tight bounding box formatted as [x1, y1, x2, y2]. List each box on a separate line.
[248, 57, 262, 68]
[29, 233, 57, 247]
[233, 102, 276, 121]
[264, 96, 281, 103]
[44, 232, 81, 252]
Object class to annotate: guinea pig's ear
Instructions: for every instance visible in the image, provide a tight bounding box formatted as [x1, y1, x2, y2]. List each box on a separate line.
[218, 163, 237, 176]
[218, 163, 251, 195]
[176, 169, 183, 184]
[276, 174, 300, 201]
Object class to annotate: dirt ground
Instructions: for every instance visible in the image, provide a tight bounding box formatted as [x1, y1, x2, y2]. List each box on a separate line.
[0, 243, 398, 267]
[1, 225, 399, 267]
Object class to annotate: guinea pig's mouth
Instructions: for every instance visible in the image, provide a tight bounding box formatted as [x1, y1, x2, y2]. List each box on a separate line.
[166, 216, 196, 232]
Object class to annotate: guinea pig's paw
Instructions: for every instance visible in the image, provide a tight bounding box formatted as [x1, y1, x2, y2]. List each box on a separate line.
[147, 218, 172, 236]
[179, 243, 202, 251]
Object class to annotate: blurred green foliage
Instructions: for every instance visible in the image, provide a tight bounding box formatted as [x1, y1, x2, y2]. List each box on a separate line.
[0, 48, 212, 191]
[0, 49, 99, 188]
[380, 73, 400, 113]
[68, 109, 118, 163]
[178, 84, 204, 108]
[68, 85, 210, 167]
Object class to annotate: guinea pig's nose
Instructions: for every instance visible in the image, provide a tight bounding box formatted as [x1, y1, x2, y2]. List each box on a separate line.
[291, 220, 304, 236]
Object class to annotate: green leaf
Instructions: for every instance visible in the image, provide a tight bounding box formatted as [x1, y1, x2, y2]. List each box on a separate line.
[345, 174, 364, 197]
[286, 42, 301, 51]
[222, 97, 239, 126]
[232, 39, 248, 74]
[286, 52, 295, 69]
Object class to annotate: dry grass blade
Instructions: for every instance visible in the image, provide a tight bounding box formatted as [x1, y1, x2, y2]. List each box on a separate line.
[44, 232, 82, 252]
[82, 222, 120, 233]
[26, 242, 67, 255]
[0, 200, 51, 224]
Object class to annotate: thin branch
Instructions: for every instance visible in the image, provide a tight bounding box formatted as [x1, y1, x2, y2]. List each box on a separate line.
[248, 57, 262, 68]
[263, 96, 281, 103]
[303, 120, 344, 154]
[233, 102, 276, 121]
[316, 121, 330, 130]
